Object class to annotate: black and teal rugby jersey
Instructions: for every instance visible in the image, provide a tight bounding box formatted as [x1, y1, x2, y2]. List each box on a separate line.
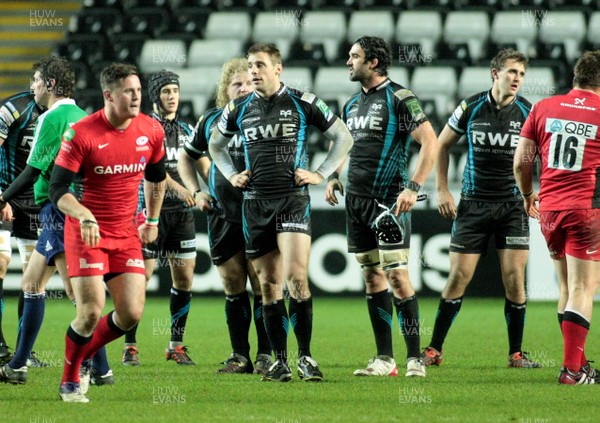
[0, 91, 43, 210]
[448, 90, 531, 202]
[342, 79, 428, 202]
[218, 83, 336, 200]
[185, 107, 245, 222]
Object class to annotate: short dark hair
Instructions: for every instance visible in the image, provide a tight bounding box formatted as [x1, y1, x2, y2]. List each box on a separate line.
[32, 56, 75, 98]
[573, 50, 600, 88]
[247, 42, 282, 65]
[490, 48, 528, 81]
[355, 36, 392, 76]
[100, 63, 138, 91]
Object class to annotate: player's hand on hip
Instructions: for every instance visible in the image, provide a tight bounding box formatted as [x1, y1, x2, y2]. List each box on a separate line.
[229, 169, 251, 188]
[195, 191, 214, 212]
[138, 224, 159, 244]
[436, 189, 457, 219]
[80, 218, 101, 247]
[524, 192, 540, 220]
[295, 168, 323, 186]
[325, 178, 344, 205]
[1, 202, 13, 222]
[395, 189, 417, 214]
[180, 189, 196, 207]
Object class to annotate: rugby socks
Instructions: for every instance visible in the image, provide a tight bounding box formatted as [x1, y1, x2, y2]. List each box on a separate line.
[10, 292, 45, 368]
[0, 278, 5, 345]
[366, 289, 394, 358]
[289, 297, 313, 358]
[395, 295, 421, 359]
[505, 298, 526, 355]
[561, 310, 590, 373]
[429, 296, 463, 352]
[225, 291, 251, 359]
[263, 301, 289, 364]
[254, 296, 271, 356]
[15, 290, 24, 348]
[62, 325, 91, 384]
[92, 346, 110, 375]
[170, 287, 192, 343]
[558, 312, 588, 367]
[124, 324, 138, 345]
[84, 311, 127, 360]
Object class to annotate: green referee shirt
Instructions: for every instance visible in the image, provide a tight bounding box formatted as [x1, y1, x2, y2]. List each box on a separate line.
[27, 98, 87, 206]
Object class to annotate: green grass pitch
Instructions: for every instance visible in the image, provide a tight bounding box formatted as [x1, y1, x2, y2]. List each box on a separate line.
[0, 296, 598, 422]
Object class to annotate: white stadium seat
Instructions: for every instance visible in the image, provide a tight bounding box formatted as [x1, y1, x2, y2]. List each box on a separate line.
[387, 67, 410, 87]
[187, 39, 244, 67]
[314, 67, 361, 107]
[539, 11, 586, 63]
[253, 11, 299, 60]
[458, 67, 492, 100]
[491, 11, 538, 55]
[347, 11, 395, 44]
[588, 12, 600, 47]
[281, 66, 313, 93]
[138, 39, 187, 73]
[177, 66, 221, 99]
[205, 11, 252, 41]
[301, 11, 346, 63]
[396, 11, 443, 61]
[444, 11, 490, 63]
[411, 66, 457, 119]
[521, 67, 556, 99]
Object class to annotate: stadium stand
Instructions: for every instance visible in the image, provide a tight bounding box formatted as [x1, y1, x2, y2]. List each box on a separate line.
[252, 11, 300, 60]
[204, 11, 252, 41]
[396, 10, 443, 62]
[299, 11, 346, 64]
[138, 39, 187, 72]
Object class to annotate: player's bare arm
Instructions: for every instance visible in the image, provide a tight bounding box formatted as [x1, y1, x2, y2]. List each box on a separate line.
[435, 124, 462, 219]
[513, 136, 539, 219]
[396, 120, 439, 215]
[165, 173, 195, 207]
[178, 149, 214, 212]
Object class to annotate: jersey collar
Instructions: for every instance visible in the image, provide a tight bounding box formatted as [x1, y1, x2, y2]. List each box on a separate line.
[362, 78, 391, 95]
[487, 89, 517, 109]
[48, 97, 76, 111]
[254, 83, 286, 100]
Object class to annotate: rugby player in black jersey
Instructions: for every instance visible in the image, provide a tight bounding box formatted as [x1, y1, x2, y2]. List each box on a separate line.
[209, 43, 353, 382]
[179, 58, 272, 375]
[325, 36, 439, 378]
[422, 49, 540, 369]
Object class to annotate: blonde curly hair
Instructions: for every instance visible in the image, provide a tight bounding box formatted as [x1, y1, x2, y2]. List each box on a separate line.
[216, 58, 249, 108]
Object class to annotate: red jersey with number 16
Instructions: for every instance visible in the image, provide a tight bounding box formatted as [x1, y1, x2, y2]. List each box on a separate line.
[55, 109, 165, 238]
[520, 89, 600, 212]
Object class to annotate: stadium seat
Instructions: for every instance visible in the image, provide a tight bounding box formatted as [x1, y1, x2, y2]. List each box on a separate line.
[127, 6, 171, 38]
[388, 67, 410, 87]
[457, 67, 491, 99]
[204, 12, 252, 41]
[83, 0, 124, 9]
[444, 11, 490, 64]
[281, 66, 313, 92]
[538, 12, 586, 63]
[396, 11, 443, 61]
[347, 11, 395, 44]
[520, 67, 556, 99]
[71, 62, 93, 91]
[313, 67, 361, 108]
[168, 7, 209, 37]
[587, 12, 600, 49]
[191, 95, 210, 115]
[69, 7, 125, 37]
[491, 11, 537, 56]
[110, 32, 147, 64]
[74, 88, 104, 115]
[252, 11, 300, 60]
[300, 11, 346, 63]
[62, 33, 108, 66]
[177, 67, 222, 99]
[410, 66, 457, 120]
[138, 39, 187, 73]
[121, 0, 171, 9]
[187, 39, 245, 67]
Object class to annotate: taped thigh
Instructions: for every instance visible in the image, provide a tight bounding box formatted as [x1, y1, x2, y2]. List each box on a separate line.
[355, 249, 381, 271]
[379, 248, 409, 271]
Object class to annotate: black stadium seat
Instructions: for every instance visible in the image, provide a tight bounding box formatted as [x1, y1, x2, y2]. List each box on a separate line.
[70, 7, 124, 37]
[127, 6, 171, 38]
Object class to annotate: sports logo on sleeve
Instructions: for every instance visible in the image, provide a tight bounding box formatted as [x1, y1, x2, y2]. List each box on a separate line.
[405, 98, 426, 122]
[62, 128, 75, 142]
[315, 98, 333, 121]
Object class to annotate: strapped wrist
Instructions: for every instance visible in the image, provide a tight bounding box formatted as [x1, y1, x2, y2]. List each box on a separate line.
[327, 171, 340, 182]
